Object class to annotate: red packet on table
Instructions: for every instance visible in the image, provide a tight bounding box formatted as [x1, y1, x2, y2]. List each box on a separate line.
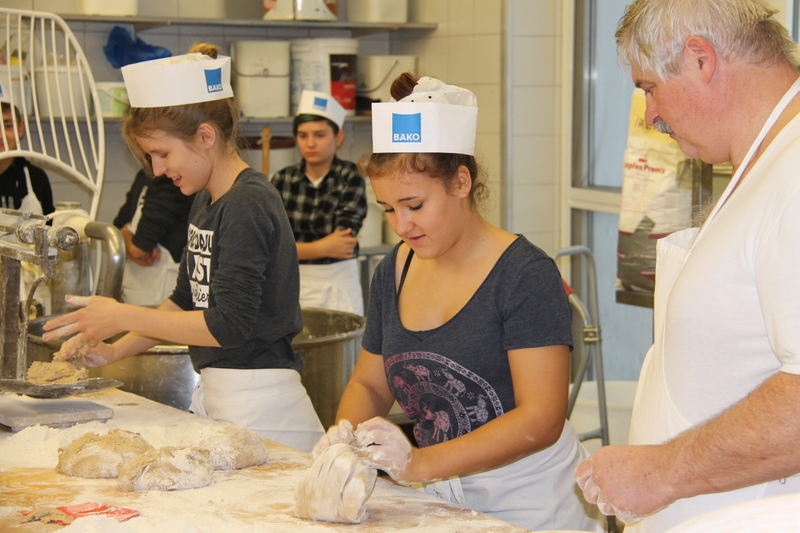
[22, 502, 139, 524]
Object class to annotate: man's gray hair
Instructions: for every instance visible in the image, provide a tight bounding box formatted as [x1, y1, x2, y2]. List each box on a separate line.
[615, 0, 799, 80]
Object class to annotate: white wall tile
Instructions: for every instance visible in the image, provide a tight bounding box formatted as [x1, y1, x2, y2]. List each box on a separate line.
[473, 83, 501, 134]
[512, 183, 555, 234]
[510, 0, 557, 37]
[511, 86, 558, 136]
[446, 35, 474, 86]
[476, 132, 501, 184]
[512, 36, 556, 87]
[473, 0, 502, 36]
[408, 0, 449, 28]
[511, 134, 557, 186]
[447, 0, 474, 37]
[473, 34, 502, 85]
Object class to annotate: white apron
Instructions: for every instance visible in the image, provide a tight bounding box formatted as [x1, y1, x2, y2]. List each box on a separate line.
[422, 421, 604, 532]
[120, 185, 179, 306]
[626, 78, 800, 533]
[299, 258, 363, 315]
[189, 367, 324, 453]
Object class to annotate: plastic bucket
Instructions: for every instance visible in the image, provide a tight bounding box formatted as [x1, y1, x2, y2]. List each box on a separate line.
[568, 380, 638, 454]
[290, 38, 359, 117]
[95, 81, 129, 118]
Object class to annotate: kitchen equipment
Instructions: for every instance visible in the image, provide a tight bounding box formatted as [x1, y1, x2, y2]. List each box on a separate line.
[557, 245, 610, 448]
[230, 40, 291, 119]
[264, 0, 339, 21]
[291, 38, 358, 117]
[241, 133, 298, 177]
[177, 0, 262, 19]
[0, 210, 80, 381]
[357, 54, 416, 104]
[0, 377, 122, 399]
[27, 308, 365, 424]
[346, 0, 408, 23]
[0, 7, 105, 220]
[94, 81, 129, 118]
[0, 394, 112, 431]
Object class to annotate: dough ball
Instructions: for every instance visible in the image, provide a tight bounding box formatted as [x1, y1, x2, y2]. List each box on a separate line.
[294, 443, 377, 524]
[56, 429, 154, 479]
[187, 424, 269, 470]
[117, 446, 214, 492]
[27, 360, 88, 384]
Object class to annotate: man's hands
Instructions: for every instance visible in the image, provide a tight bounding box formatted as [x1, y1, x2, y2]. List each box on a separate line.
[121, 224, 160, 266]
[575, 444, 677, 523]
[317, 229, 358, 260]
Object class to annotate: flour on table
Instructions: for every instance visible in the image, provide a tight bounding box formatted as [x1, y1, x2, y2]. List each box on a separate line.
[294, 442, 377, 523]
[181, 423, 269, 470]
[57, 429, 154, 479]
[117, 446, 214, 491]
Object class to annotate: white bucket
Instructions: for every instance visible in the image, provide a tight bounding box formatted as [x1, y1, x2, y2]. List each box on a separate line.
[291, 38, 359, 117]
[568, 380, 637, 454]
[33, 67, 88, 119]
[241, 135, 298, 177]
[346, 0, 407, 23]
[79, 0, 137, 16]
[95, 81, 129, 118]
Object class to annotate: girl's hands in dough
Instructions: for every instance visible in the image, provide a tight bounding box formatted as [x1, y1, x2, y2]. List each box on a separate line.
[42, 295, 123, 343]
[311, 419, 355, 460]
[53, 332, 113, 367]
[354, 417, 414, 482]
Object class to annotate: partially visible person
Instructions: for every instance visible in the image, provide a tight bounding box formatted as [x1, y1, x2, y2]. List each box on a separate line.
[271, 90, 367, 315]
[113, 169, 194, 305]
[311, 73, 603, 532]
[0, 101, 55, 215]
[43, 44, 324, 453]
[575, 1, 800, 531]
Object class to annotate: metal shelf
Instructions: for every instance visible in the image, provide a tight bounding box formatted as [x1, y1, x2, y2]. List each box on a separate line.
[60, 14, 437, 37]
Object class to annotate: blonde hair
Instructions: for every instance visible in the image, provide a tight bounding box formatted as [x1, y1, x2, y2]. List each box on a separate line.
[122, 43, 243, 174]
[615, 0, 799, 80]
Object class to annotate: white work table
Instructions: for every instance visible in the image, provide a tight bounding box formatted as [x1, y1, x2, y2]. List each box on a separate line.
[0, 389, 528, 532]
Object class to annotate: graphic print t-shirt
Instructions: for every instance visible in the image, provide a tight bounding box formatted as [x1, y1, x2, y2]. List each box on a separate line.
[362, 238, 573, 448]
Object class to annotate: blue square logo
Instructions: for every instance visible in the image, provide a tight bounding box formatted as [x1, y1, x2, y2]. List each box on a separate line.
[205, 68, 223, 93]
[312, 96, 328, 112]
[392, 113, 421, 143]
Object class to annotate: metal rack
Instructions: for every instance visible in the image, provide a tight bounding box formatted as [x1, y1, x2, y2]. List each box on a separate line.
[557, 245, 610, 447]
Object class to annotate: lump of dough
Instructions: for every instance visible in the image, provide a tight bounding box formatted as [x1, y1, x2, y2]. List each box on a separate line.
[27, 360, 88, 384]
[185, 424, 269, 470]
[57, 429, 154, 479]
[117, 446, 214, 492]
[294, 443, 377, 524]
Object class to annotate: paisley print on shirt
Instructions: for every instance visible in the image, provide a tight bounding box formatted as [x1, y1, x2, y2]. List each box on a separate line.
[385, 351, 504, 447]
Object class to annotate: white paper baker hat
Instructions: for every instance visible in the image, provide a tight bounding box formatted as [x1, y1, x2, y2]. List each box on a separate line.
[296, 90, 346, 129]
[122, 53, 234, 108]
[371, 77, 478, 155]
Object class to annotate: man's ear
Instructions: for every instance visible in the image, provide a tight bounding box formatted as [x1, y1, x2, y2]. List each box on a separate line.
[335, 129, 345, 148]
[684, 35, 717, 83]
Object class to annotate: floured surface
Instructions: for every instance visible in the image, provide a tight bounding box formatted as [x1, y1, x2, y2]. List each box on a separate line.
[0, 390, 527, 533]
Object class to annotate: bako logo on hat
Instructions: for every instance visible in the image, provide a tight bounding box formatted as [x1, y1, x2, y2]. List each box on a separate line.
[312, 96, 328, 112]
[392, 113, 421, 143]
[204, 68, 223, 93]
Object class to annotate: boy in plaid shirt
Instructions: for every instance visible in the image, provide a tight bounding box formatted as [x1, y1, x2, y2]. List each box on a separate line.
[271, 91, 367, 314]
